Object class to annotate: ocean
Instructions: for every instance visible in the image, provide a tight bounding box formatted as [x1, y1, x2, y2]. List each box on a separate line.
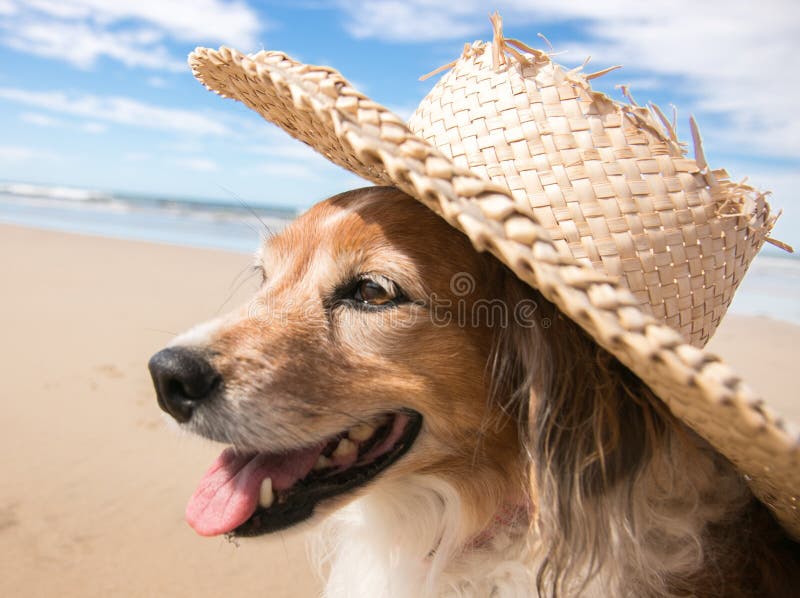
[1, 182, 798, 324]
[0, 183, 293, 254]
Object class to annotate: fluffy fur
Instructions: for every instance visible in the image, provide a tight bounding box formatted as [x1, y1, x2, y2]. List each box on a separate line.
[312, 476, 535, 597]
[165, 186, 799, 596]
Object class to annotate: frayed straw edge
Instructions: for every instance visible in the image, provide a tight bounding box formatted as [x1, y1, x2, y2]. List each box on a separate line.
[416, 11, 793, 254]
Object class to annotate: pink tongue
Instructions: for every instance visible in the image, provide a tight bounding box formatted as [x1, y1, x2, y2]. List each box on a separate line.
[185, 445, 322, 536]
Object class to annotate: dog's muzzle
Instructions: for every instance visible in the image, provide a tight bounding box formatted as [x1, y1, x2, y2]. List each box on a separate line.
[148, 347, 220, 423]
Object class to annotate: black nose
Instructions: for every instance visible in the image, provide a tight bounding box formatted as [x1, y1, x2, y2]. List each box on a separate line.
[148, 347, 220, 423]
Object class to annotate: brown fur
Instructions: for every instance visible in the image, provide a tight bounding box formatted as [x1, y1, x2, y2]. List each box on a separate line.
[517, 302, 800, 596]
[182, 186, 799, 595]
[192, 187, 526, 537]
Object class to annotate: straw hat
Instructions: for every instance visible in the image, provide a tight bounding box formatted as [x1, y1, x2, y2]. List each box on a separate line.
[188, 14, 799, 538]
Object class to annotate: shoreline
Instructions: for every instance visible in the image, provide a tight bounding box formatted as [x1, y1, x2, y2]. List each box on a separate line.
[3, 214, 798, 323]
[0, 193, 291, 254]
[0, 223, 797, 596]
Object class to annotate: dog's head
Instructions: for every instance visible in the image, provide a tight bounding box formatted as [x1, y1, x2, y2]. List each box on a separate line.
[149, 186, 539, 538]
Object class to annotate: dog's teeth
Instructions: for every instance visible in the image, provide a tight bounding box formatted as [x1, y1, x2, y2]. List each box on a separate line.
[314, 455, 332, 470]
[332, 438, 357, 460]
[348, 423, 375, 442]
[259, 478, 274, 509]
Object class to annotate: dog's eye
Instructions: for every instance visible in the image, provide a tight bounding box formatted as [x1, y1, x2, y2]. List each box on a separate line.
[353, 280, 394, 306]
[332, 274, 407, 311]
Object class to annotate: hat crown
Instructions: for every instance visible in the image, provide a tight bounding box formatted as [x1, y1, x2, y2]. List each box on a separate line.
[408, 41, 775, 347]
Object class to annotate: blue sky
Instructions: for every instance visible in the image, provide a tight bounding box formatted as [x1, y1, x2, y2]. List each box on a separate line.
[0, 0, 798, 247]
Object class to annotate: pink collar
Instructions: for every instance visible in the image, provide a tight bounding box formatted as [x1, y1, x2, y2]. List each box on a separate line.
[467, 502, 531, 550]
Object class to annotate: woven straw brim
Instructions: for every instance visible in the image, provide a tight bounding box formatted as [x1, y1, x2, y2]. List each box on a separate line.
[189, 46, 800, 539]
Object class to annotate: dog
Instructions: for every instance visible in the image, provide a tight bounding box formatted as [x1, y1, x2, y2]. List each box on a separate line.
[149, 186, 799, 597]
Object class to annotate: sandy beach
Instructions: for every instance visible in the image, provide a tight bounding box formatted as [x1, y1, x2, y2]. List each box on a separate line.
[1, 223, 797, 597]
[0, 224, 320, 597]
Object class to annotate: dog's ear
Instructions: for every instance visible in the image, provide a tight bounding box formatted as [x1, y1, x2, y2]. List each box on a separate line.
[502, 271, 678, 595]
[483, 267, 547, 424]
[493, 266, 553, 417]
[495, 265, 665, 480]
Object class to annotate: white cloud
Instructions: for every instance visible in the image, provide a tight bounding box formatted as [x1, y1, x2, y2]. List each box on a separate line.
[20, 109, 107, 134]
[246, 134, 365, 179]
[257, 161, 318, 178]
[249, 141, 321, 161]
[0, 0, 262, 70]
[616, 77, 663, 92]
[20, 111, 62, 127]
[0, 87, 230, 135]
[0, 144, 60, 164]
[160, 140, 206, 153]
[0, 144, 36, 161]
[2, 20, 184, 71]
[0, 0, 16, 15]
[176, 157, 218, 172]
[30, 0, 261, 45]
[146, 76, 170, 89]
[338, 1, 800, 159]
[239, 147, 362, 180]
[80, 121, 106, 134]
[340, 1, 476, 42]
